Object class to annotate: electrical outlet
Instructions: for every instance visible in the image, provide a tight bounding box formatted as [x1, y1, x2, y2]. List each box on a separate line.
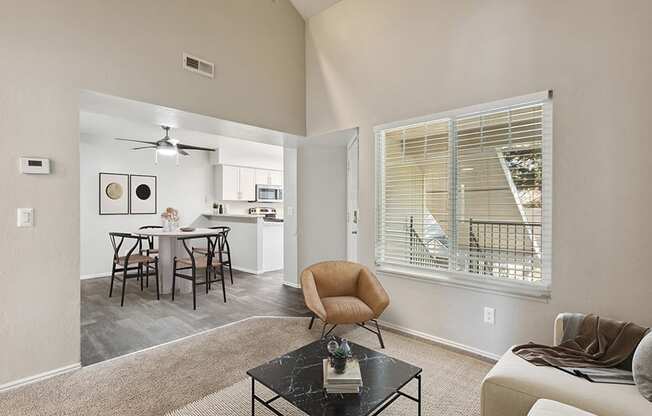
[483, 307, 495, 325]
[17, 208, 34, 227]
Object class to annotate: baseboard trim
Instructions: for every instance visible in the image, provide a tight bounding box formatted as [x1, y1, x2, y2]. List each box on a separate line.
[282, 281, 301, 289]
[378, 319, 500, 362]
[0, 362, 81, 393]
[231, 265, 263, 275]
[80, 272, 110, 280]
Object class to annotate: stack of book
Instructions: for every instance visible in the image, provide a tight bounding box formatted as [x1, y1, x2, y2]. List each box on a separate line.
[322, 359, 363, 394]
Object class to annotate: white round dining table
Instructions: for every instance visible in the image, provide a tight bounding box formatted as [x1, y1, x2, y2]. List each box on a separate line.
[134, 228, 221, 294]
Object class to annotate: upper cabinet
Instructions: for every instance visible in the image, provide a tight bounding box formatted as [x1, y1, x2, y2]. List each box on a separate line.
[216, 165, 257, 201]
[255, 169, 283, 186]
[239, 167, 256, 201]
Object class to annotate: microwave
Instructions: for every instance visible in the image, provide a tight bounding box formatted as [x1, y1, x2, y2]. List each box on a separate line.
[256, 184, 283, 202]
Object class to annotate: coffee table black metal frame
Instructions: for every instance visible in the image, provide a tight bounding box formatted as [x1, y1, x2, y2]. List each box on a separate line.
[247, 338, 422, 416]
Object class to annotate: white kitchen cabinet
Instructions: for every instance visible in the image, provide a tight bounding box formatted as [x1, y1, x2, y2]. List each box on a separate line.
[270, 170, 283, 186]
[216, 165, 257, 201]
[239, 167, 256, 201]
[255, 169, 284, 186]
[255, 169, 269, 185]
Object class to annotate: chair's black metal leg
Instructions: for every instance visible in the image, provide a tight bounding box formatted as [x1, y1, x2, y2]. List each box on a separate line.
[220, 262, 226, 303]
[155, 259, 160, 300]
[206, 266, 210, 294]
[375, 320, 385, 349]
[139, 264, 144, 291]
[308, 316, 315, 330]
[226, 242, 234, 284]
[192, 268, 197, 310]
[171, 260, 177, 301]
[120, 268, 127, 307]
[321, 322, 338, 338]
[145, 262, 149, 288]
[109, 263, 116, 297]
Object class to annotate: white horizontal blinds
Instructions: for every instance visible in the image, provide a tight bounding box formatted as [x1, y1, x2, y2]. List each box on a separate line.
[377, 119, 451, 270]
[454, 104, 544, 281]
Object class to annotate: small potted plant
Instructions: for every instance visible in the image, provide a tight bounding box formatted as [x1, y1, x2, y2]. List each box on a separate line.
[331, 346, 348, 374]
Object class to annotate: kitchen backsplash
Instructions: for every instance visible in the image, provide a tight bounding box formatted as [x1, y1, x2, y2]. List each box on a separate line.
[212, 201, 284, 216]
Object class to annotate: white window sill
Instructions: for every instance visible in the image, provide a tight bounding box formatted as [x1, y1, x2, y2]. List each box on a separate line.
[376, 264, 551, 302]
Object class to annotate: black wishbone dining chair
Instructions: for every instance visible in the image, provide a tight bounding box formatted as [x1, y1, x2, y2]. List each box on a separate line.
[109, 232, 159, 307]
[138, 225, 162, 288]
[195, 226, 234, 284]
[172, 232, 227, 310]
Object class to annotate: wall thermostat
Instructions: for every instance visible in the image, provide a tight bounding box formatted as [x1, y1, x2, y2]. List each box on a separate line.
[19, 157, 50, 174]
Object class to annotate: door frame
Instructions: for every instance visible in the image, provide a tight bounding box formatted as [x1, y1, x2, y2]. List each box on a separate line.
[346, 133, 359, 262]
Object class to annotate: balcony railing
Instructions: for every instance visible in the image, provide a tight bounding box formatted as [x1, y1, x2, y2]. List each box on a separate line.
[405, 216, 542, 281]
[467, 218, 542, 280]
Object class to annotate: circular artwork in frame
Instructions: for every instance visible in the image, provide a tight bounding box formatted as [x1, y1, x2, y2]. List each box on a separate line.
[130, 175, 157, 214]
[105, 182, 123, 200]
[99, 173, 129, 215]
[135, 184, 151, 200]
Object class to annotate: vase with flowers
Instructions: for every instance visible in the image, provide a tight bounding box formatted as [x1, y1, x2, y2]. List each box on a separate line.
[161, 207, 179, 231]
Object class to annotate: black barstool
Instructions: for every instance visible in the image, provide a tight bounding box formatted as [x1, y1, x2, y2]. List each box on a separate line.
[109, 232, 159, 307]
[172, 232, 227, 310]
[138, 225, 162, 288]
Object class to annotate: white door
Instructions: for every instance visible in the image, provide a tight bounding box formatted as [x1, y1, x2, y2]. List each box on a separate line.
[239, 167, 256, 201]
[283, 127, 359, 287]
[347, 136, 359, 262]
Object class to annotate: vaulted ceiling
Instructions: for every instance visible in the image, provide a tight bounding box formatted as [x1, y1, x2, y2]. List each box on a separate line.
[289, 0, 341, 19]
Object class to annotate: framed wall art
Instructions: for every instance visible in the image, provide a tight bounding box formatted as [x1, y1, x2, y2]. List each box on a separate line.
[129, 174, 157, 214]
[99, 173, 129, 215]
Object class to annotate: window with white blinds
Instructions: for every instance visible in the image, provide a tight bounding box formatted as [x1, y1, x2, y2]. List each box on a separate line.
[375, 93, 552, 288]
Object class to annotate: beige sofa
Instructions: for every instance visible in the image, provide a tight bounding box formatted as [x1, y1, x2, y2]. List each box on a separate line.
[527, 399, 595, 416]
[481, 313, 652, 416]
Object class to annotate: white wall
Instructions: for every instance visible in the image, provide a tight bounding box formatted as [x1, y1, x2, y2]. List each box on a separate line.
[306, 0, 652, 357]
[80, 138, 213, 277]
[0, 0, 304, 387]
[283, 148, 299, 286]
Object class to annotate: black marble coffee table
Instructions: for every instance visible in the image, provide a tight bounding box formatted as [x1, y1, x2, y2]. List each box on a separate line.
[247, 337, 422, 416]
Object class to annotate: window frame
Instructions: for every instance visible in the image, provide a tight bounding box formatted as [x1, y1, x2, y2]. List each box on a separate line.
[374, 91, 552, 299]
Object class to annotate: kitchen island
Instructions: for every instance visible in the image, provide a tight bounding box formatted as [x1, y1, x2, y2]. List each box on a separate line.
[192, 214, 283, 274]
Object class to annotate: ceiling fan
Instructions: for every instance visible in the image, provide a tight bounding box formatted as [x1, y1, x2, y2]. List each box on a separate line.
[115, 126, 214, 164]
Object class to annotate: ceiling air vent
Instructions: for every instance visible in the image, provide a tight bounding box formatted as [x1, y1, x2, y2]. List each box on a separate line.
[183, 53, 214, 78]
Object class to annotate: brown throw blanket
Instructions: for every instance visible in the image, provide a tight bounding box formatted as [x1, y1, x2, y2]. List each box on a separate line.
[513, 314, 648, 368]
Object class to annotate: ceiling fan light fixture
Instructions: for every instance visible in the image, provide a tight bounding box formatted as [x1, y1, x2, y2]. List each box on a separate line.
[156, 147, 177, 156]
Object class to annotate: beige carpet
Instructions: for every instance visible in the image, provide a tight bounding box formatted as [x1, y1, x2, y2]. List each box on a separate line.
[1, 317, 491, 416]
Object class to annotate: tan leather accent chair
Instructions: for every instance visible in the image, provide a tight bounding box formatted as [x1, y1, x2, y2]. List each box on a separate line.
[301, 261, 390, 348]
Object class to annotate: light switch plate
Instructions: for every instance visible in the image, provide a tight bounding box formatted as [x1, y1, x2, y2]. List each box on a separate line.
[483, 307, 495, 325]
[17, 208, 34, 227]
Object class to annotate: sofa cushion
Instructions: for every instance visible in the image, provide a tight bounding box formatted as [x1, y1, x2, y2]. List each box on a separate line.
[482, 349, 652, 416]
[528, 399, 595, 416]
[633, 331, 652, 401]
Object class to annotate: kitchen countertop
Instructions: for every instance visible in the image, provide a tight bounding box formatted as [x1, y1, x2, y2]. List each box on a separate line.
[202, 213, 283, 223]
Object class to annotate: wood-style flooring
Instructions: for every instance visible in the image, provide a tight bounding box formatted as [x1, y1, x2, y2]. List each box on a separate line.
[81, 270, 310, 366]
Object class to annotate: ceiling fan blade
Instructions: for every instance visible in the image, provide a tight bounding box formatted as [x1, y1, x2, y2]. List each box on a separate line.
[178, 149, 190, 156]
[177, 143, 215, 151]
[132, 146, 157, 150]
[115, 138, 158, 145]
